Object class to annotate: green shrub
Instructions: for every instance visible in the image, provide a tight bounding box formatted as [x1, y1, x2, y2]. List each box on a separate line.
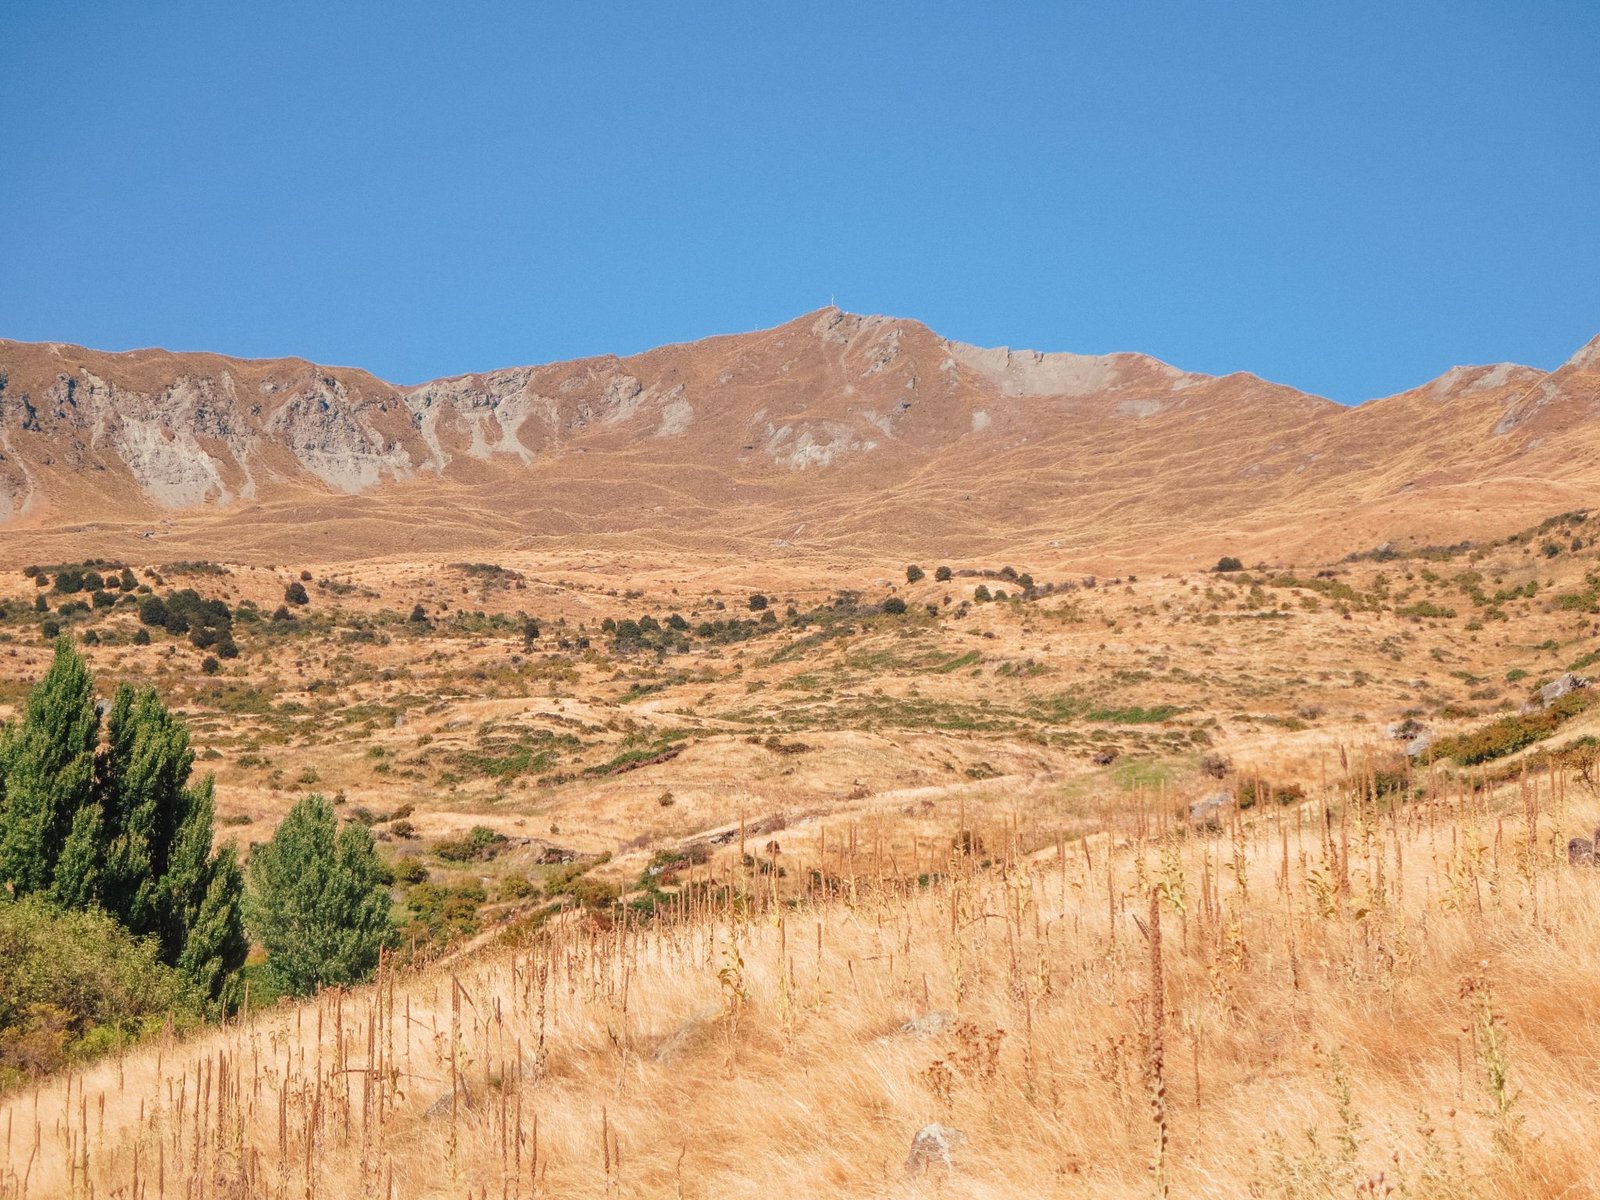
[1431, 692, 1593, 765]
[393, 856, 428, 885]
[498, 875, 537, 901]
[434, 825, 508, 862]
[402, 880, 487, 947]
[0, 898, 201, 1085]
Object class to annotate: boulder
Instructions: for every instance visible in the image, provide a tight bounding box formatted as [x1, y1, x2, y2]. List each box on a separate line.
[899, 1011, 955, 1039]
[1386, 717, 1428, 741]
[905, 1123, 963, 1172]
[1568, 837, 1595, 867]
[1189, 791, 1231, 826]
[1526, 672, 1589, 713]
[425, 1081, 473, 1119]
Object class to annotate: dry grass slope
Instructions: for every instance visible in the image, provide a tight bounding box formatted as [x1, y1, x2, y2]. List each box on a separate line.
[5, 760, 1599, 1199]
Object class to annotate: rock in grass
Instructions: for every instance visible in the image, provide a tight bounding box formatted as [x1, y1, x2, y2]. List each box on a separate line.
[905, 1123, 963, 1172]
[1525, 672, 1590, 713]
[899, 1011, 955, 1039]
[1568, 826, 1600, 867]
[1189, 791, 1231, 826]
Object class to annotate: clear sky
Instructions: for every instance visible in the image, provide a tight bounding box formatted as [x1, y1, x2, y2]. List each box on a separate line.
[3, 3, 1597, 404]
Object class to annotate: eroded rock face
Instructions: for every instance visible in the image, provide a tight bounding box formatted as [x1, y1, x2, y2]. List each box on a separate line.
[1, 309, 1597, 556]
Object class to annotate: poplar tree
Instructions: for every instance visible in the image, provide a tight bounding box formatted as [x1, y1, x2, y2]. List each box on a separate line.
[246, 795, 394, 996]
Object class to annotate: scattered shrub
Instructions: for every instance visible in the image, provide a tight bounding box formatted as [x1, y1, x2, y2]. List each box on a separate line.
[434, 825, 509, 863]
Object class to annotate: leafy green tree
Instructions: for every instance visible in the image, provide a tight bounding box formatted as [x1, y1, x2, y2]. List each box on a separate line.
[0, 638, 100, 897]
[246, 795, 395, 996]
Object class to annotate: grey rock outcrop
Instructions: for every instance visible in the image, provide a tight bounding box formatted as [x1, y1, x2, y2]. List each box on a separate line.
[1525, 673, 1589, 713]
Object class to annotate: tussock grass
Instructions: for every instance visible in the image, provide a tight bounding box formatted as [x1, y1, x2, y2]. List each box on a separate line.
[4, 760, 1599, 1198]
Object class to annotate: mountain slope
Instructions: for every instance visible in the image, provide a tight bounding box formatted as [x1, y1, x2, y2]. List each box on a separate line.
[0, 310, 1595, 567]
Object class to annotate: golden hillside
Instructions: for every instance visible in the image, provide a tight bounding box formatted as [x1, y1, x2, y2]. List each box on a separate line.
[2, 312, 1596, 572]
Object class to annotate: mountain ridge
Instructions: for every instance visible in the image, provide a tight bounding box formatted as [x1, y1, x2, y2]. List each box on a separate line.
[0, 309, 1595, 568]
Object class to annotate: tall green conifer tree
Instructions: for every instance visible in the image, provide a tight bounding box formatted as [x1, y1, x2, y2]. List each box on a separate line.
[0, 638, 100, 897]
[0, 642, 248, 1011]
[246, 795, 394, 996]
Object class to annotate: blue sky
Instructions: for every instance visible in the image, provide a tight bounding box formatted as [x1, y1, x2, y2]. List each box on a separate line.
[3, 3, 1597, 403]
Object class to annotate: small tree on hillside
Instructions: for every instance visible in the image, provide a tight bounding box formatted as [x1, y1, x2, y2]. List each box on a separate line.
[906, 565, 925, 584]
[284, 581, 309, 606]
[0, 642, 247, 1010]
[246, 795, 395, 996]
[934, 565, 953, 582]
[0, 638, 100, 899]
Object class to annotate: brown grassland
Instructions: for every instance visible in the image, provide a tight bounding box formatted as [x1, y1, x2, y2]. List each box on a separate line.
[3, 507, 1600, 1197]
